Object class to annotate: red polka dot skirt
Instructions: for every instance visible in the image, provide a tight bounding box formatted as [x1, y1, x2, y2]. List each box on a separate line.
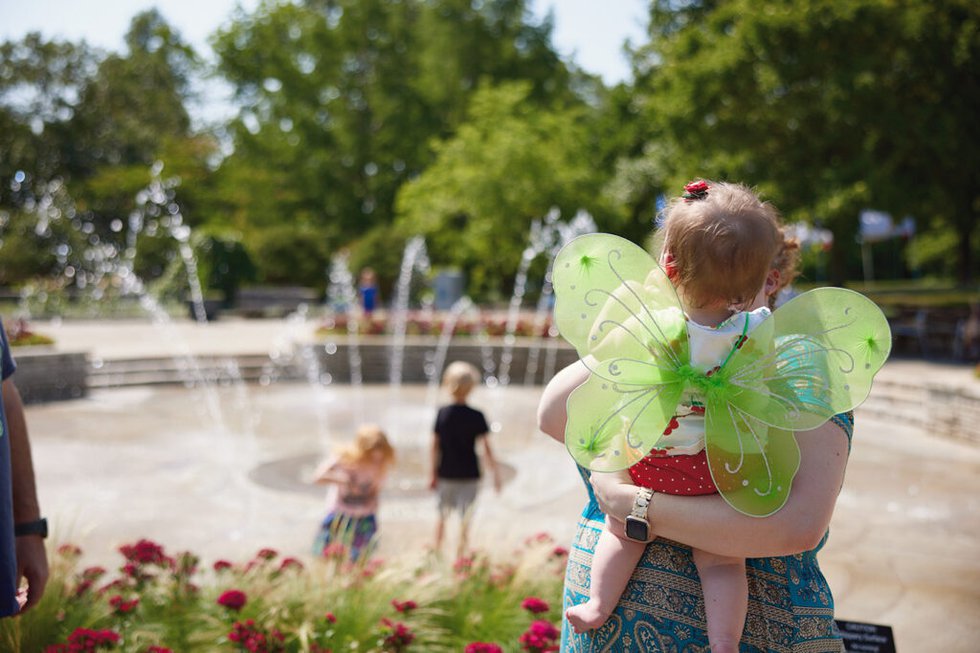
[628, 450, 718, 495]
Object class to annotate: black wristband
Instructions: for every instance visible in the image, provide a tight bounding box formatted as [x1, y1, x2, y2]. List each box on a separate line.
[14, 518, 47, 539]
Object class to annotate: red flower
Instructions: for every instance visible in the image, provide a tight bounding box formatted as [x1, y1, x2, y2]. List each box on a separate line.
[324, 612, 337, 624]
[551, 546, 569, 558]
[380, 618, 415, 651]
[465, 644, 504, 653]
[278, 557, 304, 572]
[519, 620, 560, 653]
[44, 628, 120, 652]
[391, 598, 417, 613]
[453, 555, 474, 575]
[58, 543, 83, 558]
[256, 548, 278, 560]
[119, 539, 170, 566]
[213, 560, 234, 572]
[228, 619, 285, 653]
[147, 648, 174, 653]
[108, 594, 139, 615]
[521, 596, 550, 614]
[82, 566, 107, 580]
[217, 589, 248, 611]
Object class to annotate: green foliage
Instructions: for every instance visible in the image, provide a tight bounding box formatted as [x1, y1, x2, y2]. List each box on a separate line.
[2, 537, 566, 652]
[633, 0, 980, 283]
[211, 0, 578, 250]
[248, 224, 331, 288]
[395, 81, 599, 299]
[194, 229, 258, 306]
[3, 0, 976, 292]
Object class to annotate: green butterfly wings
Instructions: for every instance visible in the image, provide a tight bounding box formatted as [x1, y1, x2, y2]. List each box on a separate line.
[552, 233, 892, 516]
[553, 233, 689, 471]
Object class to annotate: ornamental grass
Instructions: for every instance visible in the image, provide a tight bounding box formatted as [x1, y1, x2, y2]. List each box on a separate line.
[1, 533, 568, 652]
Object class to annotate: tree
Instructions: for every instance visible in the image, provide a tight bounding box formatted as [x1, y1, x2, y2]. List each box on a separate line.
[0, 34, 96, 196]
[394, 81, 599, 299]
[211, 0, 577, 260]
[632, 0, 979, 282]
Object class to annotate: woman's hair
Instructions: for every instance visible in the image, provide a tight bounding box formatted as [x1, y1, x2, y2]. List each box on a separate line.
[769, 231, 801, 309]
[660, 181, 783, 309]
[442, 361, 481, 394]
[337, 423, 395, 467]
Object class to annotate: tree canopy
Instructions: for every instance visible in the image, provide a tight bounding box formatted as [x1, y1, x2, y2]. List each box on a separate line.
[0, 0, 976, 300]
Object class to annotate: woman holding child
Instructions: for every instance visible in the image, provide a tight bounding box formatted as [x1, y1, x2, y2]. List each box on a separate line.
[539, 181, 879, 651]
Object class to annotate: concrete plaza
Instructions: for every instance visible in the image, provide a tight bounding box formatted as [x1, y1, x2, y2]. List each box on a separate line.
[21, 317, 980, 652]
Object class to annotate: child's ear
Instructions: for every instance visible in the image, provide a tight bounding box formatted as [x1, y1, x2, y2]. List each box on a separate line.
[764, 269, 780, 295]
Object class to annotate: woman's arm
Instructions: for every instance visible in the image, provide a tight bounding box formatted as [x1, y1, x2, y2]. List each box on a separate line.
[591, 421, 850, 558]
[537, 360, 590, 443]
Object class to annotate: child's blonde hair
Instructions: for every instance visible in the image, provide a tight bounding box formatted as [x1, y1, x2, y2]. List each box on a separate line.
[337, 423, 395, 467]
[442, 361, 481, 395]
[660, 181, 783, 309]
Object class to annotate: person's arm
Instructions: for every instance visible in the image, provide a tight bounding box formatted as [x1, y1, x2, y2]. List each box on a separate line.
[429, 433, 440, 490]
[311, 458, 348, 485]
[591, 421, 849, 558]
[479, 436, 502, 493]
[537, 360, 590, 443]
[3, 379, 48, 612]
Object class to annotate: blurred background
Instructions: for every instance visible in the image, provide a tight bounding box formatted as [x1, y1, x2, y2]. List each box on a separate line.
[0, 0, 977, 358]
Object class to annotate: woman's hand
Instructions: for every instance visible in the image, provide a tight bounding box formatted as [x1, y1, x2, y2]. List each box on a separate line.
[590, 470, 639, 524]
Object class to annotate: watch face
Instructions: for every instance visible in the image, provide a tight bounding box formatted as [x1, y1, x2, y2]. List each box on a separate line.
[625, 516, 649, 542]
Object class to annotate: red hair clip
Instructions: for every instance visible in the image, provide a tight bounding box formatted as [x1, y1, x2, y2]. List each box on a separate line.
[682, 180, 709, 201]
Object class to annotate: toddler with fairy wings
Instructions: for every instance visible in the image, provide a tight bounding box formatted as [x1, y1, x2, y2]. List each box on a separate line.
[556, 181, 890, 653]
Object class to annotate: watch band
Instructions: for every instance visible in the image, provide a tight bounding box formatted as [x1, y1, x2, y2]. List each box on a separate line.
[630, 487, 653, 521]
[14, 517, 48, 539]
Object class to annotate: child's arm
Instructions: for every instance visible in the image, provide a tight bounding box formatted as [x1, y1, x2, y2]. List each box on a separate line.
[430, 433, 440, 490]
[480, 436, 502, 493]
[312, 458, 348, 485]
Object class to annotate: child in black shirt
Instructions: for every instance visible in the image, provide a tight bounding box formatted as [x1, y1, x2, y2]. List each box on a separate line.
[430, 361, 501, 558]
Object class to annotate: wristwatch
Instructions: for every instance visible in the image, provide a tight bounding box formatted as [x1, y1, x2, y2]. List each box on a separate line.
[14, 518, 48, 539]
[624, 488, 653, 542]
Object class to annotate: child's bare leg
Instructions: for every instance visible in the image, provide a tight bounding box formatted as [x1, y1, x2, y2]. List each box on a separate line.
[434, 515, 445, 552]
[566, 521, 645, 633]
[692, 548, 747, 653]
[458, 506, 474, 559]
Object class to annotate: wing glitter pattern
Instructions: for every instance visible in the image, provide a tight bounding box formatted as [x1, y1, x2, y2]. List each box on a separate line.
[553, 234, 689, 470]
[552, 235, 892, 515]
[703, 287, 891, 515]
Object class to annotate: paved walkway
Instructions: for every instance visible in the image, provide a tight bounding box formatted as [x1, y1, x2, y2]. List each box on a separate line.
[22, 317, 980, 652]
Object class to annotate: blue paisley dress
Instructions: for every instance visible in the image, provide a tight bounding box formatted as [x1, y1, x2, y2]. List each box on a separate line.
[561, 413, 854, 653]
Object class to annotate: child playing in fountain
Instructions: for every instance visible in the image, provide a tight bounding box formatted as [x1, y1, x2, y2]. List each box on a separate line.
[430, 361, 502, 558]
[564, 181, 786, 653]
[312, 424, 395, 561]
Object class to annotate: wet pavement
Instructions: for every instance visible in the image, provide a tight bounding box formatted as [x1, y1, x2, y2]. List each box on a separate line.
[21, 317, 980, 652]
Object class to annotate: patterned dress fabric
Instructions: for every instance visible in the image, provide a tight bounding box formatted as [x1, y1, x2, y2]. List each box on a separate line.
[560, 413, 854, 652]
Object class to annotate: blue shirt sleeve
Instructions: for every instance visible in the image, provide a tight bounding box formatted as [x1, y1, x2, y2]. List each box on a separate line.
[0, 320, 17, 381]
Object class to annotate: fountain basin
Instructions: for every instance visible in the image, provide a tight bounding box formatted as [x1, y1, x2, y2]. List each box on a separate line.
[9, 347, 88, 403]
